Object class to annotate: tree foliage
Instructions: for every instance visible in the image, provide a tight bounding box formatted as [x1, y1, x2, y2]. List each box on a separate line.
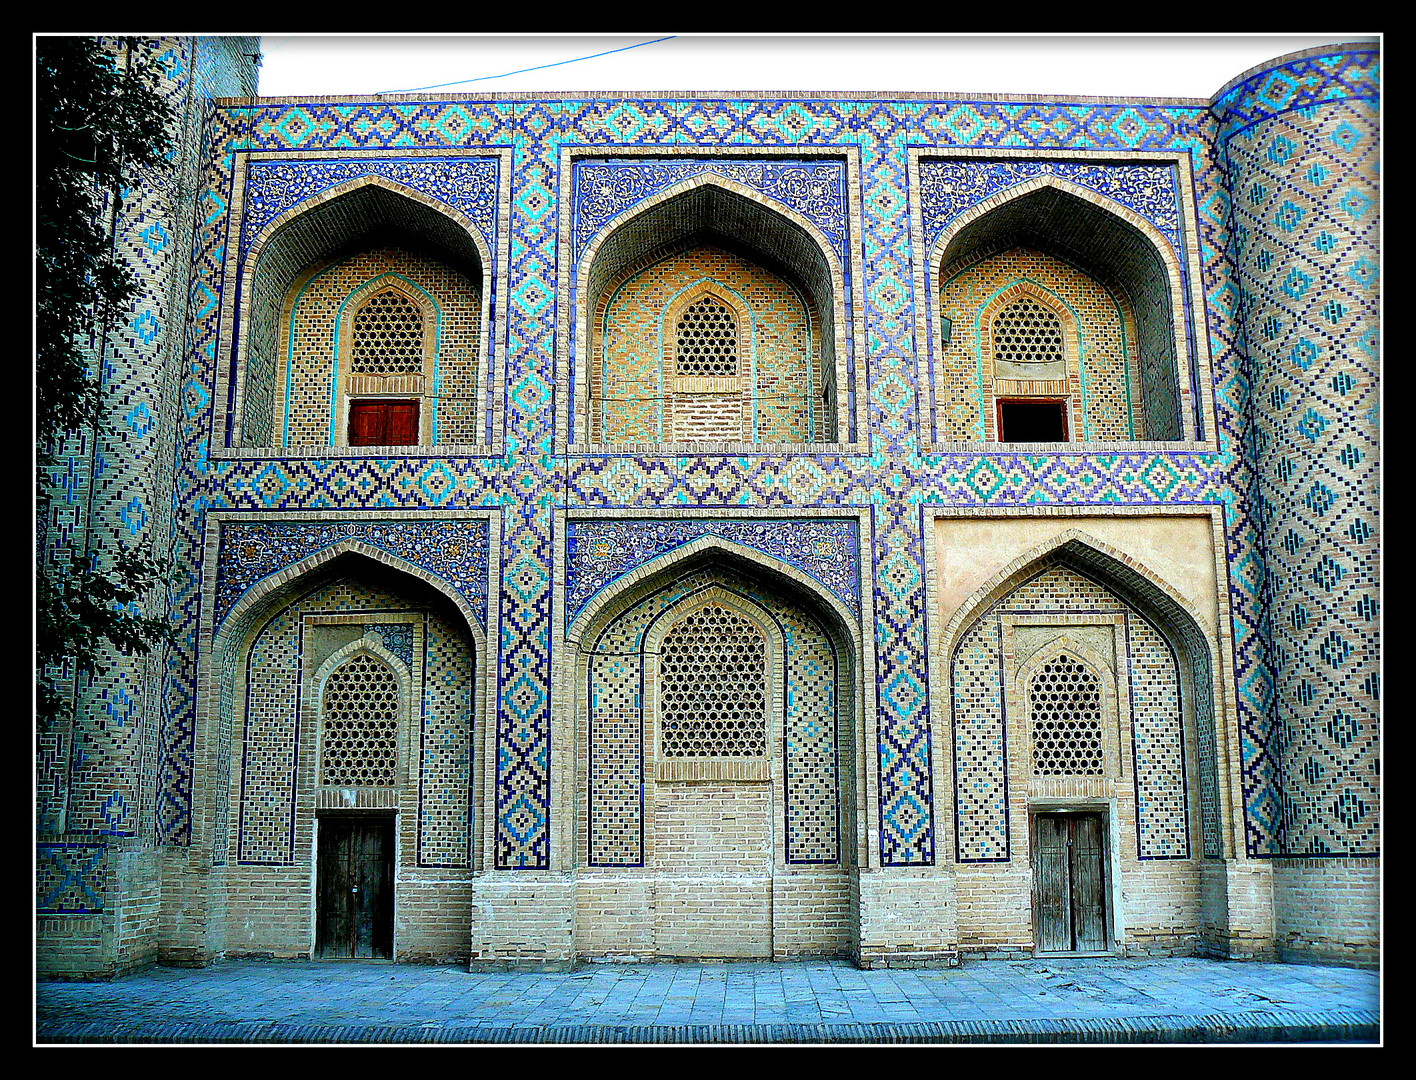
[36, 37, 178, 726]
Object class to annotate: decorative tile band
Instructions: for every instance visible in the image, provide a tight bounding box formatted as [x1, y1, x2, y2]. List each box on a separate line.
[565, 517, 861, 625]
[214, 518, 491, 631]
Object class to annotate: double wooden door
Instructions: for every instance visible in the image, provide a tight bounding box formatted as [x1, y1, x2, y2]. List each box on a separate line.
[1031, 812, 1108, 955]
[316, 814, 394, 959]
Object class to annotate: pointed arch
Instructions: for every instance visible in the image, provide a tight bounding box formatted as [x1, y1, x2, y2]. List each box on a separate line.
[198, 535, 486, 959]
[215, 538, 483, 654]
[572, 173, 848, 446]
[567, 533, 859, 656]
[563, 537, 866, 958]
[940, 527, 1223, 871]
[941, 529, 1214, 663]
[228, 174, 490, 450]
[930, 175, 1195, 443]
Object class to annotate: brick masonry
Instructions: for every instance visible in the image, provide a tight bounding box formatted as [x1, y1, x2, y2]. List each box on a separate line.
[36, 39, 1378, 974]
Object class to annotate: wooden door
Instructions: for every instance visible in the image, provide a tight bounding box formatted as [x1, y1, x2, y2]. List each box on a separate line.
[316, 815, 394, 959]
[348, 400, 419, 446]
[1032, 812, 1108, 954]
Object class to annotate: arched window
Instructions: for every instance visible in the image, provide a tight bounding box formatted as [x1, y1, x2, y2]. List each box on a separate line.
[1028, 652, 1105, 777]
[991, 294, 1071, 443]
[994, 296, 1065, 371]
[658, 602, 768, 761]
[320, 652, 401, 787]
[343, 286, 429, 447]
[674, 295, 739, 377]
[350, 289, 425, 375]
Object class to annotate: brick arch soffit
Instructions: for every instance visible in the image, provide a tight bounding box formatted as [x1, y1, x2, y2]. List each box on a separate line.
[212, 538, 484, 660]
[575, 177, 845, 376]
[930, 176, 1184, 384]
[939, 529, 1216, 673]
[243, 173, 492, 291]
[565, 534, 859, 664]
[232, 174, 491, 443]
[578, 173, 844, 297]
[931, 174, 1182, 289]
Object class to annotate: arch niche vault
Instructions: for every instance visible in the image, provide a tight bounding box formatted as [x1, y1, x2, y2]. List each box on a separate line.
[565, 541, 865, 960]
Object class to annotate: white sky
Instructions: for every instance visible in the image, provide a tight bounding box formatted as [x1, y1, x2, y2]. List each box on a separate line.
[255, 34, 1378, 100]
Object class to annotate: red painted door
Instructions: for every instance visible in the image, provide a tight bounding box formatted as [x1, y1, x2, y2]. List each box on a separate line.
[348, 400, 419, 446]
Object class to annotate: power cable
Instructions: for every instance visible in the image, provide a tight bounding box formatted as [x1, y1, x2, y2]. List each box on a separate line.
[377, 36, 677, 95]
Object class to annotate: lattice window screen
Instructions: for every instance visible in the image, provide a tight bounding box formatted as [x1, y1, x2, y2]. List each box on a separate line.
[321, 652, 400, 786]
[350, 291, 424, 374]
[675, 296, 738, 376]
[1029, 653, 1105, 776]
[659, 604, 767, 757]
[994, 297, 1064, 366]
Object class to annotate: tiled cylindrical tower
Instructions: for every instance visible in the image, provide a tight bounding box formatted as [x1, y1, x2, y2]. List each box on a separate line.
[1212, 42, 1379, 961]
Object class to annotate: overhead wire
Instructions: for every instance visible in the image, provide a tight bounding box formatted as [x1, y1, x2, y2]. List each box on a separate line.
[377, 36, 677, 95]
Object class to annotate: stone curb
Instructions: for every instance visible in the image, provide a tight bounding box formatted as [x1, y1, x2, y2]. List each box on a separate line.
[37, 1009, 1379, 1045]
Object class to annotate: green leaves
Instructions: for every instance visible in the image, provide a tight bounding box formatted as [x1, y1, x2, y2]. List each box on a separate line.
[36, 38, 179, 727]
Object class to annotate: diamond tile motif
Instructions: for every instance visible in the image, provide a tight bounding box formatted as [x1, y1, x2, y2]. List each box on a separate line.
[42, 41, 1379, 894]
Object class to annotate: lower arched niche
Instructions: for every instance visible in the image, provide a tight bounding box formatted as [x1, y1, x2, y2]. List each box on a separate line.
[569, 554, 860, 960]
[215, 553, 482, 962]
[947, 548, 1211, 958]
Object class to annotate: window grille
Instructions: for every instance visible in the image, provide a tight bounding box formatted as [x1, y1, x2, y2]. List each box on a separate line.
[350, 290, 424, 375]
[1029, 653, 1105, 776]
[994, 297, 1064, 367]
[321, 652, 400, 786]
[675, 296, 738, 377]
[659, 604, 767, 758]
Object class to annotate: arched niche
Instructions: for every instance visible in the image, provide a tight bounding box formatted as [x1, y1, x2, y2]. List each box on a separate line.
[940, 532, 1225, 956]
[230, 178, 491, 451]
[575, 178, 849, 447]
[201, 547, 487, 962]
[934, 180, 1196, 444]
[564, 541, 864, 960]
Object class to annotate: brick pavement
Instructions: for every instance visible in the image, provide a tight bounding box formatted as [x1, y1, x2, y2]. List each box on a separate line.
[36, 956, 1379, 1044]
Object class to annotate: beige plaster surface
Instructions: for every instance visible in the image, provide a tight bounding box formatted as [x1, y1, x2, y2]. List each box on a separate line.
[933, 513, 1222, 639]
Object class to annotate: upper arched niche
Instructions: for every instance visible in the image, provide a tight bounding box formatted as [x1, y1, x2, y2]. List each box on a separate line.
[576, 179, 847, 446]
[231, 179, 489, 450]
[934, 181, 1195, 444]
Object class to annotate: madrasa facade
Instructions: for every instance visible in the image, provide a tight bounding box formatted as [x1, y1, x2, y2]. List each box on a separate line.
[36, 37, 1379, 976]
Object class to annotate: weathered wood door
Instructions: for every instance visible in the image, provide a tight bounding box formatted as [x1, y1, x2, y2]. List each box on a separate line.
[1032, 812, 1108, 954]
[316, 815, 394, 959]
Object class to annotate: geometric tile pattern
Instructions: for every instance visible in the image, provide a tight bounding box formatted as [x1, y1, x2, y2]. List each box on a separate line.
[1127, 617, 1190, 859]
[36, 841, 107, 914]
[1214, 47, 1380, 856]
[44, 39, 1377, 883]
[951, 564, 1192, 862]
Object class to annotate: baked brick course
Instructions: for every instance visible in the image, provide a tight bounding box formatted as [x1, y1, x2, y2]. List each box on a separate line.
[36, 38, 1378, 977]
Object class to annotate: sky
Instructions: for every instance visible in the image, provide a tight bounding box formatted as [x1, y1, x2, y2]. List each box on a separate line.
[255, 34, 1378, 101]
